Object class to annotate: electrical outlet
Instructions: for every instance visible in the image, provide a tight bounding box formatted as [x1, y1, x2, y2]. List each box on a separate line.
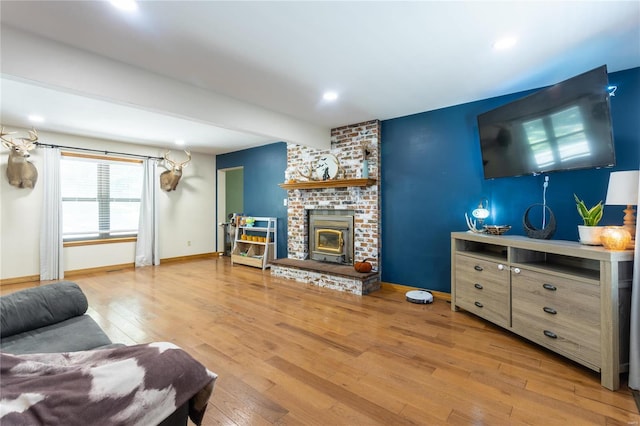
[187, 240, 191, 246]
[283, 198, 288, 206]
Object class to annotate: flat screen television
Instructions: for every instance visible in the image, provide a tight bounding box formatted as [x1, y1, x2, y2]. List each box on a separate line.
[477, 65, 616, 179]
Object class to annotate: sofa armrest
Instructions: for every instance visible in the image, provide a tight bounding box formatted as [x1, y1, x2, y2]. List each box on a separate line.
[1, 281, 89, 338]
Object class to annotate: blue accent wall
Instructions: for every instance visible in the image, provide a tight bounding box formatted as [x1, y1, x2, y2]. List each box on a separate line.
[381, 67, 639, 291]
[216, 142, 288, 258]
[216, 67, 639, 292]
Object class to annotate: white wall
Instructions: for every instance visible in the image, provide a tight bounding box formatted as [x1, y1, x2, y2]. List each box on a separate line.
[0, 127, 217, 280]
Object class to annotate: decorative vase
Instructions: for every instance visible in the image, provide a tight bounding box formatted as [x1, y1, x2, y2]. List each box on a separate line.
[362, 160, 369, 179]
[577, 225, 603, 245]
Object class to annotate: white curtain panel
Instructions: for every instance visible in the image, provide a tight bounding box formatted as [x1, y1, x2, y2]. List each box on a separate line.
[135, 158, 159, 267]
[39, 147, 64, 280]
[629, 168, 640, 390]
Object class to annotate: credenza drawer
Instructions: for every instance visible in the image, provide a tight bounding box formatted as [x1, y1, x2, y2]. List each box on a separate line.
[455, 254, 510, 328]
[511, 268, 600, 368]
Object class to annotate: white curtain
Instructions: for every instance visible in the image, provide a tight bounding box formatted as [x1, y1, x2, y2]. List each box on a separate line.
[629, 168, 640, 390]
[135, 158, 159, 267]
[39, 147, 64, 280]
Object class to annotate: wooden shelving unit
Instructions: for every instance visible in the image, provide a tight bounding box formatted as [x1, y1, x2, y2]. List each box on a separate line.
[231, 217, 277, 270]
[278, 178, 376, 190]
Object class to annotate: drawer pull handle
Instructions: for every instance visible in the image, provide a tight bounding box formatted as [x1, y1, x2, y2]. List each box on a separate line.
[497, 264, 505, 271]
[543, 307, 557, 315]
[542, 283, 557, 291]
[474, 301, 484, 308]
[543, 330, 558, 339]
[474, 283, 483, 290]
[512, 267, 521, 274]
[474, 265, 483, 272]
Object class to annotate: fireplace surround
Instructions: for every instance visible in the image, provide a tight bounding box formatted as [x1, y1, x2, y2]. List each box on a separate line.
[272, 120, 381, 295]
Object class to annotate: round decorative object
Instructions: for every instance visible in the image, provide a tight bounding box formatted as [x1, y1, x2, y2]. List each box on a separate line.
[315, 154, 340, 180]
[600, 226, 631, 250]
[354, 258, 374, 273]
[406, 290, 433, 304]
[523, 204, 556, 240]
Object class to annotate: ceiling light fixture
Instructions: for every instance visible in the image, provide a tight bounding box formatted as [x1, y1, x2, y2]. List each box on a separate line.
[323, 91, 338, 102]
[175, 139, 185, 146]
[493, 36, 518, 50]
[110, 0, 138, 12]
[28, 115, 44, 123]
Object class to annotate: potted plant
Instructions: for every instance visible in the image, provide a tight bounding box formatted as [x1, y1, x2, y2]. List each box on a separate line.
[574, 194, 604, 245]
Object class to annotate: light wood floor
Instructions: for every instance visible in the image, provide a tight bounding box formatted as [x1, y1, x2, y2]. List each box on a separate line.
[4, 257, 639, 425]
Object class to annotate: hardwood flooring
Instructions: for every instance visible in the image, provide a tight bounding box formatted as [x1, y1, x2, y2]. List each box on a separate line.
[3, 257, 639, 425]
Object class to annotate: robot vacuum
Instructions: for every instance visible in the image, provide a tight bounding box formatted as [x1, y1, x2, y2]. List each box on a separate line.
[406, 290, 434, 304]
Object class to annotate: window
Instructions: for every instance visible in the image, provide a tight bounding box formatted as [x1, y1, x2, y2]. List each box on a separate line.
[61, 153, 143, 241]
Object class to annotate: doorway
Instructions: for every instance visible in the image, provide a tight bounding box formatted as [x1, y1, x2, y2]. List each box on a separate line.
[217, 167, 243, 255]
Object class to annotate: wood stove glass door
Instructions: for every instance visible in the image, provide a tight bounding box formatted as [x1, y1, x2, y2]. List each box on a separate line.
[314, 229, 344, 254]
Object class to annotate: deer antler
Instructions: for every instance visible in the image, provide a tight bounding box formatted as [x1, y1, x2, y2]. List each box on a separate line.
[21, 128, 38, 142]
[297, 164, 316, 181]
[465, 213, 484, 233]
[0, 126, 17, 147]
[18, 128, 38, 150]
[178, 150, 191, 168]
[1, 126, 38, 150]
[163, 151, 176, 170]
[163, 150, 191, 170]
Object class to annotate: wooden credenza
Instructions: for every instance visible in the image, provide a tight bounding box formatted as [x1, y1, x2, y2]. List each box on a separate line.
[451, 232, 634, 390]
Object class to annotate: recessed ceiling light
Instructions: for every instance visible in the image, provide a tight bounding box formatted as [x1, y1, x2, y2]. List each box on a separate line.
[323, 91, 339, 102]
[110, 0, 138, 12]
[493, 36, 518, 50]
[175, 139, 185, 146]
[28, 115, 44, 123]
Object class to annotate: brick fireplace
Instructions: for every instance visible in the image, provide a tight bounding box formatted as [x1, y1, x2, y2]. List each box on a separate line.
[271, 120, 381, 295]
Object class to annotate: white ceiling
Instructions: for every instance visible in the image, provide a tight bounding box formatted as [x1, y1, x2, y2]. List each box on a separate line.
[1, 1, 639, 155]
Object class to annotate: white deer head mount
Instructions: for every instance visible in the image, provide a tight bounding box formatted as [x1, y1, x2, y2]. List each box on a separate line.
[160, 150, 191, 192]
[1, 126, 39, 189]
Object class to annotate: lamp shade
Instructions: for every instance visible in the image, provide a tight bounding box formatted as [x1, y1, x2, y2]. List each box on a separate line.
[472, 199, 490, 220]
[605, 171, 639, 205]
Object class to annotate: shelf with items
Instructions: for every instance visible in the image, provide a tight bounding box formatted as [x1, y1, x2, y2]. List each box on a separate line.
[278, 178, 376, 190]
[231, 216, 277, 270]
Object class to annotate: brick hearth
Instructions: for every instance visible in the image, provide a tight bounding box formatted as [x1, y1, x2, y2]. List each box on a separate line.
[271, 258, 380, 295]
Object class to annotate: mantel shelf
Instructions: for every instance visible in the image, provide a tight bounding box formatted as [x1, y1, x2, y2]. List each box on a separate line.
[279, 178, 377, 190]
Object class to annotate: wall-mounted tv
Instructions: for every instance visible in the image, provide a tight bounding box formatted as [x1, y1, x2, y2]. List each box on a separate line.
[477, 65, 616, 179]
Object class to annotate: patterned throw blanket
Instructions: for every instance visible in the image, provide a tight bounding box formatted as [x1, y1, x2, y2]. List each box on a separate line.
[0, 343, 217, 426]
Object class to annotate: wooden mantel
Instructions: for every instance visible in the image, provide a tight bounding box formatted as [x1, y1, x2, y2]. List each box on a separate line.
[278, 178, 377, 190]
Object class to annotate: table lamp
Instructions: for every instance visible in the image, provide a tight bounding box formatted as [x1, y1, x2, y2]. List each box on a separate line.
[605, 170, 639, 244]
[472, 198, 490, 225]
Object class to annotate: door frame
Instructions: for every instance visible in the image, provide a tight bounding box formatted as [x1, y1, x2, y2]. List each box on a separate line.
[216, 166, 243, 252]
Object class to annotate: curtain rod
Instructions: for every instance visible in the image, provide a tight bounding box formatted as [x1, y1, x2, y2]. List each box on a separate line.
[35, 142, 164, 161]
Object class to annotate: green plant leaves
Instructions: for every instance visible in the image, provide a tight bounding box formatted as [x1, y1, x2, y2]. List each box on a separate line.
[574, 194, 603, 226]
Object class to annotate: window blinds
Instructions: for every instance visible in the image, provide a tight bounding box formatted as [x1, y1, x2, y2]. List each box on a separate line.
[61, 154, 143, 240]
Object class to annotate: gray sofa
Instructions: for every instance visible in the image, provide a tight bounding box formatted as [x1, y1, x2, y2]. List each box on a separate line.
[0, 281, 192, 426]
[0, 281, 116, 354]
